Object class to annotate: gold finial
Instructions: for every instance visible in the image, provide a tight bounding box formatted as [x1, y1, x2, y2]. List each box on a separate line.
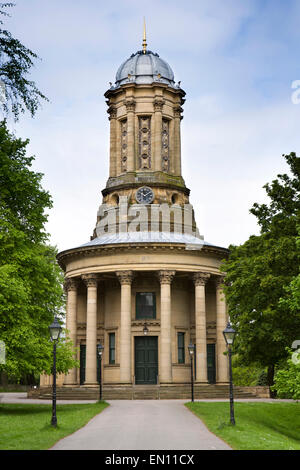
[142, 17, 147, 54]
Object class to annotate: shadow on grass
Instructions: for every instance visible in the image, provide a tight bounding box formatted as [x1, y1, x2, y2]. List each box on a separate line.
[0, 405, 51, 416]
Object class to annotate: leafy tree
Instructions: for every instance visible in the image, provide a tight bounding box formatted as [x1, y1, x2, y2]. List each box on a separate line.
[0, 121, 77, 381]
[0, 3, 48, 120]
[222, 153, 300, 393]
[272, 349, 300, 400]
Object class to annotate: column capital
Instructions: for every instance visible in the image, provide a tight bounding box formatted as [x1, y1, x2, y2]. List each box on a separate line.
[81, 273, 99, 288]
[157, 270, 176, 285]
[174, 105, 183, 118]
[193, 272, 210, 286]
[124, 98, 136, 112]
[215, 275, 226, 288]
[116, 270, 134, 285]
[64, 278, 80, 292]
[153, 97, 165, 112]
[107, 105, 117, 120]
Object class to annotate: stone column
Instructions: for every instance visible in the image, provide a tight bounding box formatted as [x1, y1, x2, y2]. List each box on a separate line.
[158, 270, 175, 383]
[116, 271, 134, 384]
[173, 105, 183, 176]
[193, 272, 210, 383]
[63, 278, 79, 386]
[125, 98, 136, 172]
[108, 105, 117, 177]
[153, 97, 164, 171]
[215, 276, 229, 383]
[82, 274, 99, 386]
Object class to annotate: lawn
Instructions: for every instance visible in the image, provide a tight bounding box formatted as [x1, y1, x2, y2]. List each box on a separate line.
[0, 401, 109, 450]
[186, 401, 300, 450]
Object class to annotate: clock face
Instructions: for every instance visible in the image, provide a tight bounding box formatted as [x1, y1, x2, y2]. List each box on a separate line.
[136, 186, 154, 204]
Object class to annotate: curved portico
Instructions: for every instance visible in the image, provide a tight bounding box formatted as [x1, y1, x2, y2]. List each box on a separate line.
[59, 237, 229, 389]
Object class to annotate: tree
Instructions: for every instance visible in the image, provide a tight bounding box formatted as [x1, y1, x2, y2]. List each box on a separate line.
[0, 121, 77, 381]
[272, 349, 300, 400]
[221, 153, 300, 393]
[0, 3, 48, 120]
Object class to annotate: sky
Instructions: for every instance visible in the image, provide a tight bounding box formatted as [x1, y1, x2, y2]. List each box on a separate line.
[3, 0, 300, 252]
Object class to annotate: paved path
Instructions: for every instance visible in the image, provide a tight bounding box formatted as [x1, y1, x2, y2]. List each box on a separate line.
[50, 400, 231, 450]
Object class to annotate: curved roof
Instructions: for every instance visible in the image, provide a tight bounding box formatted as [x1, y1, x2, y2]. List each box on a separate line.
[79, 231, 220, 250]
[114, 50, 177, 89]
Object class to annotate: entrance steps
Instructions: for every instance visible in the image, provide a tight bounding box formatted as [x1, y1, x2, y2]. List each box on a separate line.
[28, 384, 265, 400]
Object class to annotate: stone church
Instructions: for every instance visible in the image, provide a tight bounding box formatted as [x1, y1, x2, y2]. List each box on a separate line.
[44, 35, 232, 398]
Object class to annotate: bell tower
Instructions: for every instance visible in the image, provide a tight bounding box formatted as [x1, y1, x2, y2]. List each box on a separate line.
[103, 33, 188, 198]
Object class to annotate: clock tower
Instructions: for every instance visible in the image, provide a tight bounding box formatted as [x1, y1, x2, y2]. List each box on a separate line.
[91, 34, 198, 238]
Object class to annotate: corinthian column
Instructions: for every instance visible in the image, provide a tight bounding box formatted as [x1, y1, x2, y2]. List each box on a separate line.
[116, 271, 134, 384]
[107, 105, 117, 177]
[215, 276, 229, 383]
[158, 270, 175, 383]
[82, 274, 99, 386]
[63, 278, 79, 386]
[173, 105, 183, 176]
[193, 272, 210, 383]
[125, 98, 136, 172]
[153, 97, 164, 171]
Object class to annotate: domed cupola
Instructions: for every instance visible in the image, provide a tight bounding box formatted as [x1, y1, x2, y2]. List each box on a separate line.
[115, 50, 176, 88]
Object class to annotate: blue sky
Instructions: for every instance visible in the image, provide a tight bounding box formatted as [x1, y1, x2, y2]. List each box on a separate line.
[3, 0, 300, 251]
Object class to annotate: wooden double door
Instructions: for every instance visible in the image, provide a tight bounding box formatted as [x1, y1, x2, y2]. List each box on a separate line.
[135, 336, 158, 385]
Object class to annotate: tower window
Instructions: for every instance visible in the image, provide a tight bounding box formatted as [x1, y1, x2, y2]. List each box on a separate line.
[136, 292, 156, 320]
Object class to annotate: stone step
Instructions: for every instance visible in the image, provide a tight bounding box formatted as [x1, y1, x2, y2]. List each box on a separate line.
[28, 384, 261, 400]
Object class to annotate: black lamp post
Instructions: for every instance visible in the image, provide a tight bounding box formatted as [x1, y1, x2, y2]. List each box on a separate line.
[188, 343, 195, 402]
[97, 343, 104, 401]
[49, 316, 62, 427]
[223, 321, 236, 425]
[143, 322, 149, 336]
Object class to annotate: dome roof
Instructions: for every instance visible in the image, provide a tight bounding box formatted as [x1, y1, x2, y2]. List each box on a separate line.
[114, 50, 177, 88]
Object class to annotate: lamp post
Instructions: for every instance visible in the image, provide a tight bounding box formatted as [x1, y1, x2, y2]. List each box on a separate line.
[49, 316, 62, 427]
[223, 321, 236, 425]
[97, 343, 104, 401]
[188, 343, 195, 402]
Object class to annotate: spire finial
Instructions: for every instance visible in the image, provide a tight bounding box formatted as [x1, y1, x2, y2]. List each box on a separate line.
[142, 17, 147, 54]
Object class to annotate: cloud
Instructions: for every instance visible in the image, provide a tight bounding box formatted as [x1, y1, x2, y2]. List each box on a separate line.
[2, 0, 299, 253]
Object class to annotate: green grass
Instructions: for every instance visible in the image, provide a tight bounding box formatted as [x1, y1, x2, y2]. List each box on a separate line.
[186, 402, 300, 450]
[0, 401, 109, 450]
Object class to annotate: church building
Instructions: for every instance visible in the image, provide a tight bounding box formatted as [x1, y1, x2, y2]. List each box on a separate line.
[53, 32, 231, 398]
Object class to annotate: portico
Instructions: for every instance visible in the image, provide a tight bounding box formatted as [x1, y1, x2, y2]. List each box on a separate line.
[60, 249, 229, 389]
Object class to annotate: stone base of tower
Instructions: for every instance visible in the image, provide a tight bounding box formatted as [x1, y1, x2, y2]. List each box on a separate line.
[28, 383, 270, 400]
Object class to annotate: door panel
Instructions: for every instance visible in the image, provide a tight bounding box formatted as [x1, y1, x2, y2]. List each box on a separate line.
[135, 336, 158, 385]
[207, 343, 216, 384]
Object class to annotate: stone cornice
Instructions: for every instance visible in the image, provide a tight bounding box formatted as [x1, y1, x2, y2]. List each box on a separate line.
[56, 242, 229, 271]
[104, 82, 186, 101]
[102, 179, 190, 196]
